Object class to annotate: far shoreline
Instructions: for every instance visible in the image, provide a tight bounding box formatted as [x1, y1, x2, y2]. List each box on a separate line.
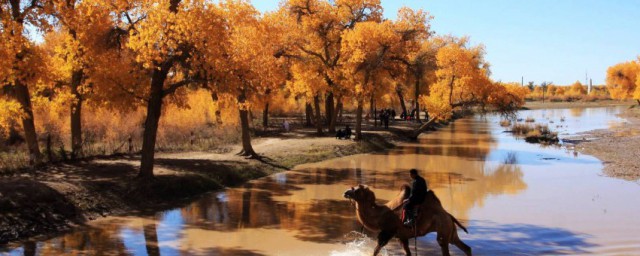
[524, 100, 634, 110]
[538, 101, 640, 181]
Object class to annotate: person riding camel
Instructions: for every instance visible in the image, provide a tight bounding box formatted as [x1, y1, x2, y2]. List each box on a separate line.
[402, 169, 428, 226]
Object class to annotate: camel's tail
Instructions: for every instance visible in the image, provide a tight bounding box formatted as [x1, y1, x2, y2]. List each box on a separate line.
[450, 213, 468, 234]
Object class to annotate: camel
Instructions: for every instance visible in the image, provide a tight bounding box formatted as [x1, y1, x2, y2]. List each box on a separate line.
[343, 184, 472, 256]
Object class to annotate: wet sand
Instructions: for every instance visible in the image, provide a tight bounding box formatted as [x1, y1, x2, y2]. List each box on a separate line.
[568, 106, 640, 181]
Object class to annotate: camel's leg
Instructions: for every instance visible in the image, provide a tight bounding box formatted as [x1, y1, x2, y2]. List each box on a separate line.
[373, 230, 394, 256]
[438, 235, 451, 256]
[439, 243, 451, 256]
[399, 239, 411, 256]
[453, 238, 472, 256]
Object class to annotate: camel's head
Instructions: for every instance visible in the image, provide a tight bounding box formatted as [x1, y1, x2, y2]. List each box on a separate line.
[343, 184, 376, 203]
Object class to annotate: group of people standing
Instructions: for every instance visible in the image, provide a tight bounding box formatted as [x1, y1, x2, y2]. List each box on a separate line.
[378, 108, 395, 129]
[399, 108, 420, 121]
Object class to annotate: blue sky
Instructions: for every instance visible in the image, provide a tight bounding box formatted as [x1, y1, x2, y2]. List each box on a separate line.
[253, 0, 640, 85]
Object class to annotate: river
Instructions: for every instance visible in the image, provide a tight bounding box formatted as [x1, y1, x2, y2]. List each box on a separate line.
[3, 106, 640, 255]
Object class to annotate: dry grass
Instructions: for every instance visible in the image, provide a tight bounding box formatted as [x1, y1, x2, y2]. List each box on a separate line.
[510, 123, 559, 144]
[499, 119, 511, 127]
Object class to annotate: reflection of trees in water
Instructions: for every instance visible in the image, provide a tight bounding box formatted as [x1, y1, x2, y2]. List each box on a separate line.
[143, 217, 160, 256]
[569, 108, 585, 118]
[21, 118, 529, 252]
[438, 163, 527, 221]
[30, 221, 129, 255]
[173, 119, 527, 244]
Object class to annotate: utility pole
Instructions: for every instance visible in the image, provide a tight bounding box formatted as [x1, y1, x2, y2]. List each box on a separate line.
[585, 71, 588, 86]
[521, 76, 524, 87]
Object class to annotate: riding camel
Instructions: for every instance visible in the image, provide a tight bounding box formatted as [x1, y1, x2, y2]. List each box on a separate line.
[343, 184, 472, 256]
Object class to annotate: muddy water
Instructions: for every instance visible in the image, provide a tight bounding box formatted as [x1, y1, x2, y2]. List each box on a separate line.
[4, 107, 640, 255]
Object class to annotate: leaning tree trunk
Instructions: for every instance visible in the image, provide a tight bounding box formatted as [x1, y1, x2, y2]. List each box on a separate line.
[396, 88, 407, 115]
[314, 95, 323, 135]
[411, 116, 440, 140]
[355, 99, 364, 140]
[14, 82, 42, 165]
[138, 68, 168, 178]
[414, 79, 421, 123]
[262, 102, 269, 130]
[305, 103, 313, 127]
[70, 69, 84, 159]
[325, 92, 334, 126]
[328, 96, 341, 133]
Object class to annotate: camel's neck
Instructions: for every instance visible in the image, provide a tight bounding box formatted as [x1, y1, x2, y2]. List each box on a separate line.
[355, 201, 383, 231]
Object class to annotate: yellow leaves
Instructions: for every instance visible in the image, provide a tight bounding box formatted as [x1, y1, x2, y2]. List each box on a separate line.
[0, 98, 25, 136]
[340, 20, 399, 99]
[335, 0, 382, 23]
[395, 7, 432, 42]
[566, 81, 587, 96]
[606, 59, 640, 100]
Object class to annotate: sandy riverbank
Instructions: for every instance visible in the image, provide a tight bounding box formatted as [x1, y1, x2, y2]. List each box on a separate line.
[524, 100, 634, 110]
[0, 123, 418, 245]
[525, 100, 640, 181]
[568, 106, 640, 181]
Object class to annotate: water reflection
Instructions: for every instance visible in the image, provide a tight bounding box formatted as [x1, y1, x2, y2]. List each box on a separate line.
[3, 107, 640, 255]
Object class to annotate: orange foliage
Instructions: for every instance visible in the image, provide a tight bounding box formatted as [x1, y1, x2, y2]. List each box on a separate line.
[606, 58, 640, 102]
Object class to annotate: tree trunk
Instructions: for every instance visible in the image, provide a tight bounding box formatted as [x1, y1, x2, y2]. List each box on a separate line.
[70, 69, 84, 159]
[211, 92, 222, 124]
[355, 99, 364, 140]
[14, 82, 41, 165]
[325, 92, 334, 125]
[138, 69, 167, 178]
[373, 99, 377, 127]
[262, 102, 269, 130]
[637, 99, 640, 106]
[369, 95, 374, 117]
[337, 101, 343, 123]
[46, 133, 53, 162]
[239, 108, 258, 158]
[237, 87, 259, 158]
[314, 95, 323, 135]
[305, 103, 313, 127]
[414, 79, 421, 123]
[411, 116, 440, 140]
[448, 76, 455, 107]
[328, 96, 340, 133]
[396, 88, 407, 115]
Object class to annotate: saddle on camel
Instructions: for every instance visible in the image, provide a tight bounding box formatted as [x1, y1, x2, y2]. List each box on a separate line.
[343, 184, 472, 256]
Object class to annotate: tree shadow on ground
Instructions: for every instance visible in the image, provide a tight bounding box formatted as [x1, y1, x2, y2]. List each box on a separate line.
[154, 158, 267, 187]
[0, 179, 83, 244]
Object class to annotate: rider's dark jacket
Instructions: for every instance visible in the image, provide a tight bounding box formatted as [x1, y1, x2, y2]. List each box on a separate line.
[408, 175, 427, 205]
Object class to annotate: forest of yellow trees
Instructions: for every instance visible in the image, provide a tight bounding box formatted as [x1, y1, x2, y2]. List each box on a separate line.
[6, 0, 631, 178]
